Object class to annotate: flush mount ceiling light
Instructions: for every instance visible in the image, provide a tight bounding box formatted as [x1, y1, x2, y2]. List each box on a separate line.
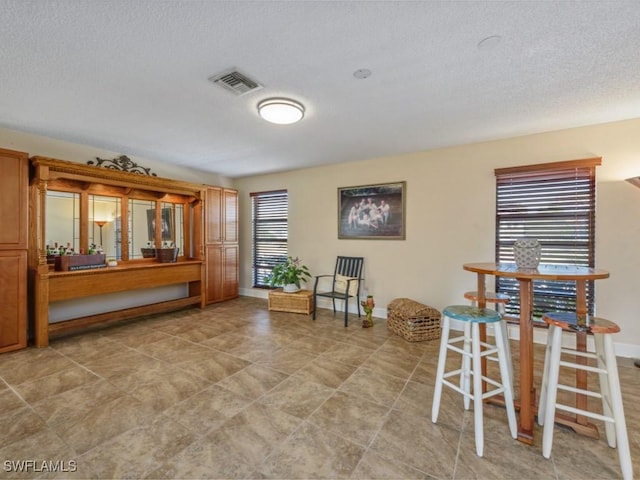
[257, 98, 305, 125]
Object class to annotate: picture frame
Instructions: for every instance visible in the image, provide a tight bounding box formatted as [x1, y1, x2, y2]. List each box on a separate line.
[147, 207, 174, 242]
[338, 181, 406, 239]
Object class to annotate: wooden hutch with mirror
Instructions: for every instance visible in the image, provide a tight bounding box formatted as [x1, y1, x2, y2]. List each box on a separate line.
[29, 155, 238, 347]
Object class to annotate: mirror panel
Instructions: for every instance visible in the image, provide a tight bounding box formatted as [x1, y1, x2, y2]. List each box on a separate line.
[46, 191, 80, 253]
[129, 199, 156, 259]
[161, 202, 184, 255]
[88, 195, 120, 259]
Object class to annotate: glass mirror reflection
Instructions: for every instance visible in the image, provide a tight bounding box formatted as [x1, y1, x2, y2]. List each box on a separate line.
[129, 199, 155, 259]
[88, 195, 120, 259]
[46, 191, 80, 253]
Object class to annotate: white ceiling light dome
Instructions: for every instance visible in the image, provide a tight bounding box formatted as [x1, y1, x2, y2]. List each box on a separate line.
[257, 98, 305, 125]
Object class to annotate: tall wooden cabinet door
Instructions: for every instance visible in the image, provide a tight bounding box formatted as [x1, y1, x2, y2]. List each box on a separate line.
[205, 187, 222, 244]
[222, 245, 239, 301]
[0, 149, 28, 249]
[0, 251, 27, 353]
[223, 189, 238, 243]
[204, 187, 238, 304]
[205, 245, 223, 304]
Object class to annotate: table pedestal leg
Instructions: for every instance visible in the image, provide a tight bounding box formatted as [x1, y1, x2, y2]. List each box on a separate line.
[517, 278, 535, 445]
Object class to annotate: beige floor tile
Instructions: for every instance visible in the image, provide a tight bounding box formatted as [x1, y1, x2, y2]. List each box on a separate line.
[162, 384, 252, 435]
[216, 363, 288, 399]
[11, 366, 101, 405]
[79, 415, 196, 479]
[0, 297, 636, 480]
[0, 407, 48, 450]
[212, 402, 302, 468]
[339, 367, 407, 408]
[308, 391, 389, 446]
[259, 376, 335, 419]
[256, 421, 365, 479]
[293, 356, 358, 389]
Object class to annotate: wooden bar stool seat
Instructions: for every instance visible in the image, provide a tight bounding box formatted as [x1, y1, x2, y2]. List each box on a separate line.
[432, 305, 517, 457]
[538, 312, 632, 480]
[464, 290, 510, 313]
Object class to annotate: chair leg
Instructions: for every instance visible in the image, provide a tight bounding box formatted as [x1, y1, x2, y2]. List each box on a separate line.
[542, 325, 563, 459]
[602, 334, 633, 480]
[494, 320, 517, 439]
[432, 315, 451, 424]
[461, 322, 472, 410]
[471, 323, 485, 457]
[594, 333, 616, 448]
[312, 293, 317, 320]
[499, 319, 514, 388]
[344, 297, 349, 327]
[538, 326, 554, 427]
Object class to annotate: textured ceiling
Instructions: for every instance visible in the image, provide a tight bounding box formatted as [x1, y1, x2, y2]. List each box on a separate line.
[2, 1, 640, 178]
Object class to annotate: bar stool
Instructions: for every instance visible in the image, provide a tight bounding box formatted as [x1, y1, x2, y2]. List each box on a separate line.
[432, 305, 517, 457]
[464, 291, 513, 385]
[538, 312, 632, 480]
[464, 290, 510, 315]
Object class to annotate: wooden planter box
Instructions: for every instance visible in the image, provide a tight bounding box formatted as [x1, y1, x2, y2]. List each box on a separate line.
[54, 254, 107, 272]
[268, 289, 313, 314]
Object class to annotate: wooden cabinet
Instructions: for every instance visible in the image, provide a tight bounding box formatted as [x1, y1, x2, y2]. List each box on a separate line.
[0, 148, 28, 353]
[204, 187, 239, 303]
[29, 156, 208, 347]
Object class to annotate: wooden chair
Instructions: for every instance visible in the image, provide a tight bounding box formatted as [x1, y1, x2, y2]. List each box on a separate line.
[312, 256, 364, 326]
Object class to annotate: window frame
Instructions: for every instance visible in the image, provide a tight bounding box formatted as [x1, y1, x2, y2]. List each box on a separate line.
[250, 189, 288, 288]
[494, 157, 601, 318]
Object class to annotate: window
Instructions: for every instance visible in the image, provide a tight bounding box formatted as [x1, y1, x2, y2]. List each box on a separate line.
[495, 158, 600, 318]
[251, 190, 288, 288]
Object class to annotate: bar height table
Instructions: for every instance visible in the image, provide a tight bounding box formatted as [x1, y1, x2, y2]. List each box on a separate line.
[463, 262, 610, 445]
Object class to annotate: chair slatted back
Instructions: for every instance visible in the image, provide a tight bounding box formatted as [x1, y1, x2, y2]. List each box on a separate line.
[334, 256, 364, 281]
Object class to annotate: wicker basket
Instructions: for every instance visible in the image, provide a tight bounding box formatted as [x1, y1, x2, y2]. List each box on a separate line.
[157, 247, 179, 263]
[140, 248, 156, 258]
[387, 298, 441, 342]
[268, 289, 313, 314]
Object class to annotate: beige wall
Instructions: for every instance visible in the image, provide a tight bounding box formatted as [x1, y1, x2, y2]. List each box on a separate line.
[0, 127, 231, 187]
[235, 117, 640, 358]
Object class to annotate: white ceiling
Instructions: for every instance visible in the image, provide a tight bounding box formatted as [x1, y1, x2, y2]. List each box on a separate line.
[2, 1, 640, 178]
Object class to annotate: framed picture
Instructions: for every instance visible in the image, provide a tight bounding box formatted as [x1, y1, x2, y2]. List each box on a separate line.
[147, 207, 174, 242]
[338, 181, 406, 239]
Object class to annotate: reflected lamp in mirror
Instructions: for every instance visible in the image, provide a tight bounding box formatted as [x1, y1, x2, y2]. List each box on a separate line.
[94, 220, 107, 246]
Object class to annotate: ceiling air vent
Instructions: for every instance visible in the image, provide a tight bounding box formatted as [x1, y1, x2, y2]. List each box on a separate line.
[208, 69, 262, 96]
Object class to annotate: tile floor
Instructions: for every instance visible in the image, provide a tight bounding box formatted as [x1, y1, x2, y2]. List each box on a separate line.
[0, 297, 638, 479]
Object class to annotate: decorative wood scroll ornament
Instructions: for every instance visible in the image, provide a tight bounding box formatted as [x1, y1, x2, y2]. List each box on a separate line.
[87, 155, 157, 176]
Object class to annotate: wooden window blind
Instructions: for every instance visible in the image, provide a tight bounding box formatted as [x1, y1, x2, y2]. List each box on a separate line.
[251, 190, 288, 288]
[495, 158, 600, 318]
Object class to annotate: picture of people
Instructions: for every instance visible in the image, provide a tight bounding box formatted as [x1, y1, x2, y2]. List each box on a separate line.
[338, 182, 405, 239]
[147, 207, 174, 242]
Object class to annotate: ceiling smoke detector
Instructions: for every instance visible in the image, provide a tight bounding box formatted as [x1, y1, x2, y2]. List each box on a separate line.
[208, 69, 263, 96]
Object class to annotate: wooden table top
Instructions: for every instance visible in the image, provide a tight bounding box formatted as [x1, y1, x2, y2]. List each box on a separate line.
[463, 262, 610, 281]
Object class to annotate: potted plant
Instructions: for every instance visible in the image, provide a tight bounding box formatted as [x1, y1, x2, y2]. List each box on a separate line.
[266, 256, 311, 293]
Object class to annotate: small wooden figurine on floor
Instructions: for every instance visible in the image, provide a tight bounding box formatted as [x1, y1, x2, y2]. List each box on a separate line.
[361, 295, 375, 328]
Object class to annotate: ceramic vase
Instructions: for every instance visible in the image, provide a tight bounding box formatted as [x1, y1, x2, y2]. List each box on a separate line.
[514, 238, 542, 269]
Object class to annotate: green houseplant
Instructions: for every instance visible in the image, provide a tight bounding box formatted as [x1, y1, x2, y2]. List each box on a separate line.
[266, 256, 311, 292]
